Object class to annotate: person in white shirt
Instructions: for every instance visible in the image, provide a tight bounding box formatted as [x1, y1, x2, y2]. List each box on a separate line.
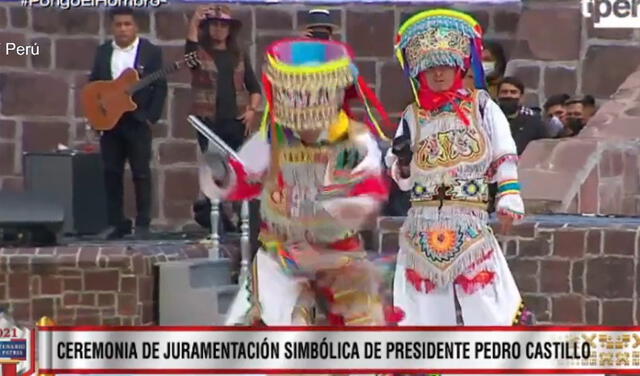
[88, 7, 167, 240]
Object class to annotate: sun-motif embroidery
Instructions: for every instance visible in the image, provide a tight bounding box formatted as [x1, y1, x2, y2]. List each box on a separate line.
[407, 224, 487, 274]
[413, 227, 466, 265]
[412, 183, 427, 197]
[426, 229, 458, 254]
[461, 180, 480, 197]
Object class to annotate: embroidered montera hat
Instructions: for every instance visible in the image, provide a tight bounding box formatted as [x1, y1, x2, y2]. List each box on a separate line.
[395, 9, 487, 99]
[260, 38, 390, 141]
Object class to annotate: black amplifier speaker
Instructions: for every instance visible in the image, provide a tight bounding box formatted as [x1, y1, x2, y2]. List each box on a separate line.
[0, 191, 64, 246]
[22, 151, 108, 236]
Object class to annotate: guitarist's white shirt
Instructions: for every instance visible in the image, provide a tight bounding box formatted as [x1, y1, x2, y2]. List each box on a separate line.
[111, 37, 139, 79]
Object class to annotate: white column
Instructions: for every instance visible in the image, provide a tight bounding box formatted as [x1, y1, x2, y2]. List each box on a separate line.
[239, 200, 250, 284]
[209, 198, 221, 260]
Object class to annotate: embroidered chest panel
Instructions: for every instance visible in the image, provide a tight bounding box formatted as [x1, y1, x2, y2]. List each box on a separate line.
[414, 127, 485, 169]
[412, 97, 489, 172]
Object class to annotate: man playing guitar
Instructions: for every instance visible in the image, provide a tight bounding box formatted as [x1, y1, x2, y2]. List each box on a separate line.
[88, 6, 167, 240]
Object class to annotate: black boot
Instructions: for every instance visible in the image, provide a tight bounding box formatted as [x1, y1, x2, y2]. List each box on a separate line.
[98, 219, 132, 240]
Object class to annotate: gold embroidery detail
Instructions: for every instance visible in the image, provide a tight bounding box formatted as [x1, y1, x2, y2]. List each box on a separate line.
[279, 146, 330, 164]
[415, 127, 484, 169]
[404, 28, 471, 70]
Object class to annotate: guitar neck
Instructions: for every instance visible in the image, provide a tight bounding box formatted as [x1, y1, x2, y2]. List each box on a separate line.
[129, 62, 180, 94]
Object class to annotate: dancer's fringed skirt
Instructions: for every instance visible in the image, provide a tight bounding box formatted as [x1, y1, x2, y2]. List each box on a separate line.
[225, 244, 387, 326]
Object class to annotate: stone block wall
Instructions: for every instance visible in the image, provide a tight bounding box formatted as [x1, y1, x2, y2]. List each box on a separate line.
[0, 242, 208, 326]
[375, 216, 640, 325]
[505, 4, 640, 109]
[1, 1, 640, 228]
[3, 216, 638, 327]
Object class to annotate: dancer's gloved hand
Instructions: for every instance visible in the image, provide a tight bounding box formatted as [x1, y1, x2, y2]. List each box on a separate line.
[391, 119, 412, 167]
[392, 133, 412, 167]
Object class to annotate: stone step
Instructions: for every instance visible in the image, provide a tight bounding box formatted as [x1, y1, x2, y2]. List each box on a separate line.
[188, 258, 234, 288]
[158, 258, 236, 325]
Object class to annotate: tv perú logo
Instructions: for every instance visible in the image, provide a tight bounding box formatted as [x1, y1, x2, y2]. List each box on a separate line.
[582, 0, 640, 28]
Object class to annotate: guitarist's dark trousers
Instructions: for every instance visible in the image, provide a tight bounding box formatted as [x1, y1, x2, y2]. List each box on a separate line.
[100, 114, 152, 230]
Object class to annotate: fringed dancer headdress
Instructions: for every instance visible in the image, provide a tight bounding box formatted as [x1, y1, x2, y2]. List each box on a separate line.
[260, 38, 390, 141]
[395, 9, 486, 103]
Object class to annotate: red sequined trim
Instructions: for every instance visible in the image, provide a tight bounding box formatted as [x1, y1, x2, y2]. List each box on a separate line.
[405, 250, 496, 295]
[455, 270, 496, 294]
[497, 207, 525, 220]
[405, 268, 436, 293]
[485, 154, 518, 180]
[465, 249, 494, 272]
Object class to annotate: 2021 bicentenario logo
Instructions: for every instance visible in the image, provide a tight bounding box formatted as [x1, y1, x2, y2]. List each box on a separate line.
[0, 311, 34, 376]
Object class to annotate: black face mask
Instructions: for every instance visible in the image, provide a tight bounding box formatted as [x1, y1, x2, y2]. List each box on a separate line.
[310, 30, 331, 40]
[567, 118, 585, 133]
[498, 98, 520, 116]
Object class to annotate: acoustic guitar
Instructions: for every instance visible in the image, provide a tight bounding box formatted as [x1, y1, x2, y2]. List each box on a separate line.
[82, 51, 199, 131]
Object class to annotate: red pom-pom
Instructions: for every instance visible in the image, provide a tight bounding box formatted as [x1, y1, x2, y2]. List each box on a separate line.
[349, 176, 389, 199]
[384, 306, 406, 324]
[226, 158, 263, 201]
[327, 313, 345, 326]
[318, 287, 335, 303]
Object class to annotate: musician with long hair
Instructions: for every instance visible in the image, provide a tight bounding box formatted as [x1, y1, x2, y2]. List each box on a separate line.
[186, 4, 261, 153]
[89, 6, 167, 240]
[186, 5, 262, 235]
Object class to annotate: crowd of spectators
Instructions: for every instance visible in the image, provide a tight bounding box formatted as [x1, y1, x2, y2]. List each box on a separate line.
[476, 40, 597, 155]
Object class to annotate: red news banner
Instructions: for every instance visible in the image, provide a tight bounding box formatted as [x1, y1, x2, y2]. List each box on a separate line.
[2, 322, 640, 374]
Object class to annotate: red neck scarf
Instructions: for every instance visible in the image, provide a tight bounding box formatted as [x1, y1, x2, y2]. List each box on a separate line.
[417, 69, 471, 126]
